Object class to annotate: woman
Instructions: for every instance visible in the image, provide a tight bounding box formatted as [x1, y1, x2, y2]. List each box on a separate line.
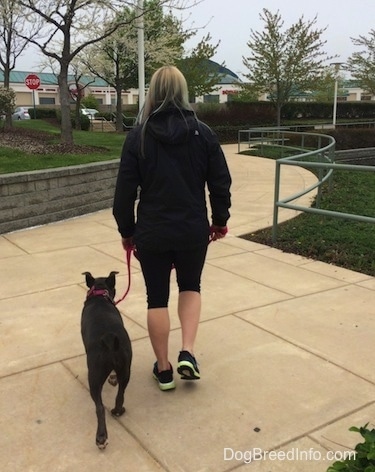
[113, 65, 231, 391]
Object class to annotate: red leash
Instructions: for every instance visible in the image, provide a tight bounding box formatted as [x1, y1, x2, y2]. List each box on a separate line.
[114, 226, 227, 305]
[114, 246, 133, 305]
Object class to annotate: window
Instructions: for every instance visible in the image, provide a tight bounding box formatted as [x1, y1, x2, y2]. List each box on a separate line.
[39, 97, 55, 105]
[203, 94, 219, 103]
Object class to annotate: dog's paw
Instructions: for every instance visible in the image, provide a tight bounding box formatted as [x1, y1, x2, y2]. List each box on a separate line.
[111, 406, 125, 417]
[108, 373, 118, 387]
[96, 438, 108, 450]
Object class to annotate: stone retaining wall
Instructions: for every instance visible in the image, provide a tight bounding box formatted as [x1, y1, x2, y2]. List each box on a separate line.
[0, 160, 119, 234]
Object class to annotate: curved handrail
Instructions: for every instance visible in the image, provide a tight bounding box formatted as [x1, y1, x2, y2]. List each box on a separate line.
[238, 127, 375, 242]
[271, 132, 375, 241]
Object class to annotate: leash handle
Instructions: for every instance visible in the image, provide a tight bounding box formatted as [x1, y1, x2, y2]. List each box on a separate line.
[209, 225, 228, 242]
[114, 246, 133, 305]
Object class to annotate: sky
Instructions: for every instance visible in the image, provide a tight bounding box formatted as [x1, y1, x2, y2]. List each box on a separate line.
[17, 0, 375, 78]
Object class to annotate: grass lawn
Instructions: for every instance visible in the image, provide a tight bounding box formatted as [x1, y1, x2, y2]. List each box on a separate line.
[240, 149, 375, 276]
[0, 120, 125, 173]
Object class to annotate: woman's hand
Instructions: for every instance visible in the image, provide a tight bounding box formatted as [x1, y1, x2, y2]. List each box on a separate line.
[210, 225, 228, 241]
[121, 237, 134, 251]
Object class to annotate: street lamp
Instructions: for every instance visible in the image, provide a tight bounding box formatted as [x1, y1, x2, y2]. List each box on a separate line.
[330, 62, 344, 127]
[137, 0, 145, 114]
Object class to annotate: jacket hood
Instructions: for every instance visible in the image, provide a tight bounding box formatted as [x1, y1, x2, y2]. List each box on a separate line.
[146, 108, 198, 145]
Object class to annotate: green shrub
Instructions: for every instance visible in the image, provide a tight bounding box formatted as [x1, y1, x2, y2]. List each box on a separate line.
[81, 94, 99, 109]
[0, 87, 16, 116]
[196, 101, 275, 127]
[32, 108, 57, 119]
[54, 108, 90, 131]
[71, 113, 90, 131]
[211, 125, 244, 143]
[327, 424, 375, 471]
[326, 128, 375, 150]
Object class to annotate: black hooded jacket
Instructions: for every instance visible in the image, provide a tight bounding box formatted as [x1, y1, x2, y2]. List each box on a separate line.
[113, 107, 231, 252]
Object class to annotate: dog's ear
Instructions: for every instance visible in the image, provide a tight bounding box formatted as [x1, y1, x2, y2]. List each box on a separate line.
[106, 271, 119, 288]
[82, 272, 95, 288]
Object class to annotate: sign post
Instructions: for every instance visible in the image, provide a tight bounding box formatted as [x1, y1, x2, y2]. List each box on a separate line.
[25, 74, 41, 119]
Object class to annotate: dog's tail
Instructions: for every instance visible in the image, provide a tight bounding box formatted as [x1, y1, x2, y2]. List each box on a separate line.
[101, 333, 122, 366]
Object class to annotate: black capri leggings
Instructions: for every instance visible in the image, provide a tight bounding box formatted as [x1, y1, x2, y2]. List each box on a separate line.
[137, 245, 208, 309]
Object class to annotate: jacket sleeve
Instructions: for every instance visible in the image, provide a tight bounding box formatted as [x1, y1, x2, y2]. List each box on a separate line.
[206, 133, 232, 226]
[112, 130, 141, 238]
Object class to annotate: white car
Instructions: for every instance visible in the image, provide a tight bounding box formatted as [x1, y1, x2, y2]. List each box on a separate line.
[12, 107, 31, 120]
[81, 108, 99, 120]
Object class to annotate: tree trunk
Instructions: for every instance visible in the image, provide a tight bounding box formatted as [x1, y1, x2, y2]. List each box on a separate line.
[276, 104, 282, 127]
[116, 86, 123, 132]
[75, 95, 83, 130]
[3, 65, 13, 130]
[58, 65, 74, 144]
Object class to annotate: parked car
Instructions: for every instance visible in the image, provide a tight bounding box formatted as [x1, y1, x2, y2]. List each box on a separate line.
[81, 108, 99, 120]
[12, 107, 31, 120]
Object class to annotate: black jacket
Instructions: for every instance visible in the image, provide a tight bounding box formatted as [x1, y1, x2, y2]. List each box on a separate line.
[113, 107, 231, 252]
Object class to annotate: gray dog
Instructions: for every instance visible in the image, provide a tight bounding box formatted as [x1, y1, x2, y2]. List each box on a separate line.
[81, 271, 132, 449]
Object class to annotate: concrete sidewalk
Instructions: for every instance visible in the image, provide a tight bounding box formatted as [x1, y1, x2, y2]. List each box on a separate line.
[1, 144, 374, 472]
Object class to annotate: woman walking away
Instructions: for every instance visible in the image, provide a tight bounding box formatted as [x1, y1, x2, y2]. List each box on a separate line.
[113, 65, 231, 391]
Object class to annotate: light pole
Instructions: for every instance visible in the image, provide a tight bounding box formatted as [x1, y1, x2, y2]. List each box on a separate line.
[137, 0, 145, 114]
[331, 62, 344, 127]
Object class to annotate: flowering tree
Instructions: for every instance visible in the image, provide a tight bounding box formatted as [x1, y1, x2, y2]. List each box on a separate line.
[346, 30, 375, 97]
[17, 0, 197, 144]
[0, 87, 16, 128]
[0, 0, 34, 127]
[243, 9, 333, 126]
[84, 0, 187, 131]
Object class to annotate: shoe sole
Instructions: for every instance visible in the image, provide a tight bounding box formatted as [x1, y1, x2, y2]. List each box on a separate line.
[153, 373, 176, 391]
[177, 361, 200, 380]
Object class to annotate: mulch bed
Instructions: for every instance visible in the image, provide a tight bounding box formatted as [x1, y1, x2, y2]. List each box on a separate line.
[0, 126, 105, 155]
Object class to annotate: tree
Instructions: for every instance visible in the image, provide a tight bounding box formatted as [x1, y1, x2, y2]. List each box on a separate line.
[68, 60, 96, 131]
[16, 0, 145, 144]
[17, 1, 198, 143]
[84, 0, 187, 131]
[313, 67, 348, 103]
[0, 0, 34, 128]
[0, 86, 16, 123]
[176, 33, 223, 101]
[345, 29, 375, 97]
[243, 9, 333, 126]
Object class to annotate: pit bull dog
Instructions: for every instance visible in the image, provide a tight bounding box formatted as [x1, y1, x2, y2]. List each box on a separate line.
[81, 271, 132, 449]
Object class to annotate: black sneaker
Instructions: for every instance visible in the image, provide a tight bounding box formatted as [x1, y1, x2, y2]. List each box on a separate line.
[153, 362, 176, 391]
[177, 351, 200, 380]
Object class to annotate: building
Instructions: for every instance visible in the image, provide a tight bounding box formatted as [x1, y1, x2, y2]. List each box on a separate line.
[194, 62, 242, 103]
[2, 67, 374, 109]
[0, 70, 139, 108]
[1, 63, 243, 109]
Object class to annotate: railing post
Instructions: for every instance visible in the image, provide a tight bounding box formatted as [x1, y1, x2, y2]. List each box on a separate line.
[272, 161, 281, 243]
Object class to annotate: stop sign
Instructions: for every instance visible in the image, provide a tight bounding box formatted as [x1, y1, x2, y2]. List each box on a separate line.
[25, 74, 40, 90]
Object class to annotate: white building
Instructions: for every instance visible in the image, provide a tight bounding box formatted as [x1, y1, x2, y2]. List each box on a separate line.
[2, 68, 373, 109]
[1, 63, 243, 109]
[0, 70, 139, 108]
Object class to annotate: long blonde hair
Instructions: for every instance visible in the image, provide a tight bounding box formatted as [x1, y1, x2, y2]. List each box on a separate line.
[138, 65, 193, 123]
[137, 66, 195, 157]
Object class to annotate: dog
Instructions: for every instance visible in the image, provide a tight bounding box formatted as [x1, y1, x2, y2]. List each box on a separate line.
[81, 271, 132, 449]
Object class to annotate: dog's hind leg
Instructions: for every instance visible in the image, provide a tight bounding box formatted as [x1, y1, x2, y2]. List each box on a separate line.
[88, 376, 108, 449]
[111, 367, 131, 417]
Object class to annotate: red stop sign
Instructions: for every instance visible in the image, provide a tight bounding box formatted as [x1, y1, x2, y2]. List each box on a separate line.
[25, 74, 40, 90]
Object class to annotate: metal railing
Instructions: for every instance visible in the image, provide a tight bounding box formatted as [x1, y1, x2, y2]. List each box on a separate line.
[90, 116, 116, 132]
[238, 128, 375, 242]
[111, 112, 136, 130]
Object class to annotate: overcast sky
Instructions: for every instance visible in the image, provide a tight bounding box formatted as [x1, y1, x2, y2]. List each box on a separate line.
[183, 0, 375, 78]
[18, 0, 375, 78]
